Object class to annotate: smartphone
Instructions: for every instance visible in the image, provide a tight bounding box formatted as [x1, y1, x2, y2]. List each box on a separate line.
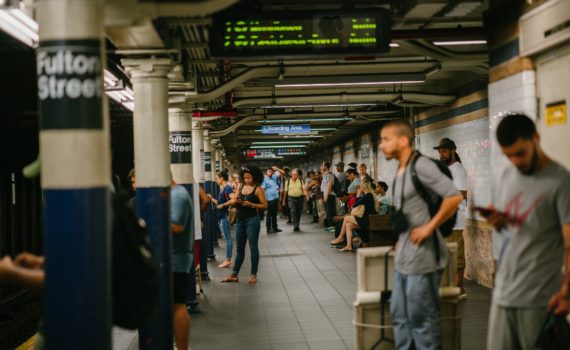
[473, 206, 495, 217]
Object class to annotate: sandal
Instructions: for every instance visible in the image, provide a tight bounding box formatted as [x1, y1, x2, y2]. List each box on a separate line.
[330, 239, 343, 245]
[248, 275, 257, 284]
[339, 246, 353, 252]
[220, 274, 239, 283]
[218, 259, 232, 268]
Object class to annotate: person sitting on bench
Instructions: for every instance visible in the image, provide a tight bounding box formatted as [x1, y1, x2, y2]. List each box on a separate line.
[330, 179, 377, 251]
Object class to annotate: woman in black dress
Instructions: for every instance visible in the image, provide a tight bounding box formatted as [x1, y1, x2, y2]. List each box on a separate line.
[330, 179, 376, 251]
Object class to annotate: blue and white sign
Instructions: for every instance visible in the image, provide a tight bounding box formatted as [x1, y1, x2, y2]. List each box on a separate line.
[261, 124, 311, 134]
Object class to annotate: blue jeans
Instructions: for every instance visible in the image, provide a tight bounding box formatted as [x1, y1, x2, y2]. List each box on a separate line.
[232, 215, 260, 276]
[390, 270, 443, 350]
[218, 214, 232, 260]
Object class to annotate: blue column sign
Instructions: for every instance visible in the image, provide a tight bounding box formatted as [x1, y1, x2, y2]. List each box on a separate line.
[202, 151, 212, 172]
[169, 131, 192, 163]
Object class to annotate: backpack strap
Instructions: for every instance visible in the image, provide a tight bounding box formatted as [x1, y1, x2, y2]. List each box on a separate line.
[410, 151, 437, 215]
[410, 150, 442, 263]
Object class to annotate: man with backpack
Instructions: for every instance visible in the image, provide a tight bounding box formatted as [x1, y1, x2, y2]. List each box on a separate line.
[434, 138, 469, 297]
[380, 120, 462, 349]
[170, 179, 194, 350]
[282, 168, 308, 232]
[480, 114, 570, 350]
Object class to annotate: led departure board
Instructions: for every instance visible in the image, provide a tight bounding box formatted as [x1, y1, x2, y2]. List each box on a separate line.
[209, 10, 391, 58]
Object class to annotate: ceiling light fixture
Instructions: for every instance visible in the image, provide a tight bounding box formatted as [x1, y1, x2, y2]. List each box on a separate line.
[275, 80, 424, 88]
[258, 103, 377, 108]
[252, 141, 312, 145]
[432, 40, 487, 46]
[0, 9, 135, 112]
[250, 145, 307, 149]
[256, 117, 351, 123]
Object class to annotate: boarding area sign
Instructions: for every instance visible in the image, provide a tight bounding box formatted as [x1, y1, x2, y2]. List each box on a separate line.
[261, 124, 311, 134]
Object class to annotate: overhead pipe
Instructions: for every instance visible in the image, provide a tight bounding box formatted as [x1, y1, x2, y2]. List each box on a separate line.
[232, 92, 455, 108]
[209, 110, 402, 138]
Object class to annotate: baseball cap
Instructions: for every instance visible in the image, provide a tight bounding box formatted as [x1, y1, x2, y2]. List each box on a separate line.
[348, 162, 357, 169]
[433, 138, 457, 150]
[334, 162, 345, 167]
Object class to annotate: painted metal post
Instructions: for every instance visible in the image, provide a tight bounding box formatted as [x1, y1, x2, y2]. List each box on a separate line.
[37, 1, 110, 348]
[168, 108, 200, 312]
[210, 138, 222, 245]
[202, 130, 215, 259]
[192, 120, 209, 280]
[37, 0, 110, 347]
[123, 58, 173, 349]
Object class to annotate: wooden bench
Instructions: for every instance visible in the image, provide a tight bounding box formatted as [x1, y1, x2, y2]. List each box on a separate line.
[367, 214, 395, 247]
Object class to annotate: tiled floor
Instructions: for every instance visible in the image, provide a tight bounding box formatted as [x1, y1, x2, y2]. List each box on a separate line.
[114, 214, 492, 350]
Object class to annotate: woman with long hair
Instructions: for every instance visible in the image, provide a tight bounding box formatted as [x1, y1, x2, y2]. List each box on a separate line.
[330, 179, 377, 251]
[221, 165, 267, 284]
[207, 170, 234, 268]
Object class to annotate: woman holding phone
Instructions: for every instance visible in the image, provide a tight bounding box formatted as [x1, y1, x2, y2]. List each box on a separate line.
[221, 165, 267, 284]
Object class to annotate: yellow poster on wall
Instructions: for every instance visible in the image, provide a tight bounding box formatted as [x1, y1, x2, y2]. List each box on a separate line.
[545, 101, 567, 127]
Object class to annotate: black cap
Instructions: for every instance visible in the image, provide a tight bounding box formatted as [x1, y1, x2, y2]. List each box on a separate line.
[348, 162, 357, 169]
[433, 138, 457, 150]
[334, 162, 345, 167]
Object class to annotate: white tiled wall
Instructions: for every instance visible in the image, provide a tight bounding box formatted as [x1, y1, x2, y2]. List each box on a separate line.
[376, 149, 399, 190]
[488, 70, 537, 201]
[416, 118, 492, 209]
[488, 70, 537, 258]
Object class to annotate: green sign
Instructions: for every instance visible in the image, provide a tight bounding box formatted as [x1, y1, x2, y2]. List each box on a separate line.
[210, 10, 390, 58]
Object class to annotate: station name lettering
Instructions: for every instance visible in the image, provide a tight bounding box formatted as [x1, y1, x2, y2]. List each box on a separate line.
[37, 50, 102, 100]
[169, 134, 192, 153]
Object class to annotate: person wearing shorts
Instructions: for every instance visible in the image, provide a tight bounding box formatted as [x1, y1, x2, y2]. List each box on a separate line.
[171, 181, 194, 350]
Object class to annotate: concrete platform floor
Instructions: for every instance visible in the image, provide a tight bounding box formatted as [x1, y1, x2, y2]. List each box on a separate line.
[113, 214, 492, 350]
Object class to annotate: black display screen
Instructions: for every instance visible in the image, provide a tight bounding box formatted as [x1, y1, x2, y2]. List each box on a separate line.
[209, 10, 391, 58]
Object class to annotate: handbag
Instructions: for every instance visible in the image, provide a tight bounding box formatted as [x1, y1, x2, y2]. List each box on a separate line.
[351, 205, 365, 218]
[228, 207, 237, 224]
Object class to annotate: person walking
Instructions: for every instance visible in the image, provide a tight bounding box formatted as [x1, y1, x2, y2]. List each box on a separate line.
[220, 166, 268, 284]
[380, 119, 462, 350]
[481, 114, 570, 350]
[261, 168, 281, 233]
[207, 170, 234, 269]
[283, 168, 308, 232]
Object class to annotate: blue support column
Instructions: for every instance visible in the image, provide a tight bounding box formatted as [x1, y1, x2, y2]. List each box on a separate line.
[123, 58, 173, 349]
[192, 121, 209, 280]
[37, 1, 110, 348]
[168, 108, 200, 312]
[202, 130, 215, 260]
[211, 141, 222, 242]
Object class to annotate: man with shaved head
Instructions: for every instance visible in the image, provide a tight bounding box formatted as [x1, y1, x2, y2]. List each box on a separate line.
[380, 119, 462, 349]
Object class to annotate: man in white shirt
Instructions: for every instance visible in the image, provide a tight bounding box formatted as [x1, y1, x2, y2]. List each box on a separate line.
[434, 138, 468, 296]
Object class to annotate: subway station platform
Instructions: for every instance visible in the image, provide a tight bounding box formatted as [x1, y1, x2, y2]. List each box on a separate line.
[113, 215, 491, 350]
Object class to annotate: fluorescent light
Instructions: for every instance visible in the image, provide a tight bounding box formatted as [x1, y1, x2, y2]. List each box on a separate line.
[389, 43, 399, 48]
[275, 80, 423, 88]
[250, 145, 307, 149]
[0, 10, 135, 112]
[256, 117, 351, 123]
[433, 40, 487, 46]
[252, 141, 312, 144]
[254, 127, 335, 131]
[259, 103, 377, 108]
[0, 10, 37, 46]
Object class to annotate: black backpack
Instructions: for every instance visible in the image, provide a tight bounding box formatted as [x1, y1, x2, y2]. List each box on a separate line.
[112, 193, 160, 330]
[410, 151, 457, 238]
